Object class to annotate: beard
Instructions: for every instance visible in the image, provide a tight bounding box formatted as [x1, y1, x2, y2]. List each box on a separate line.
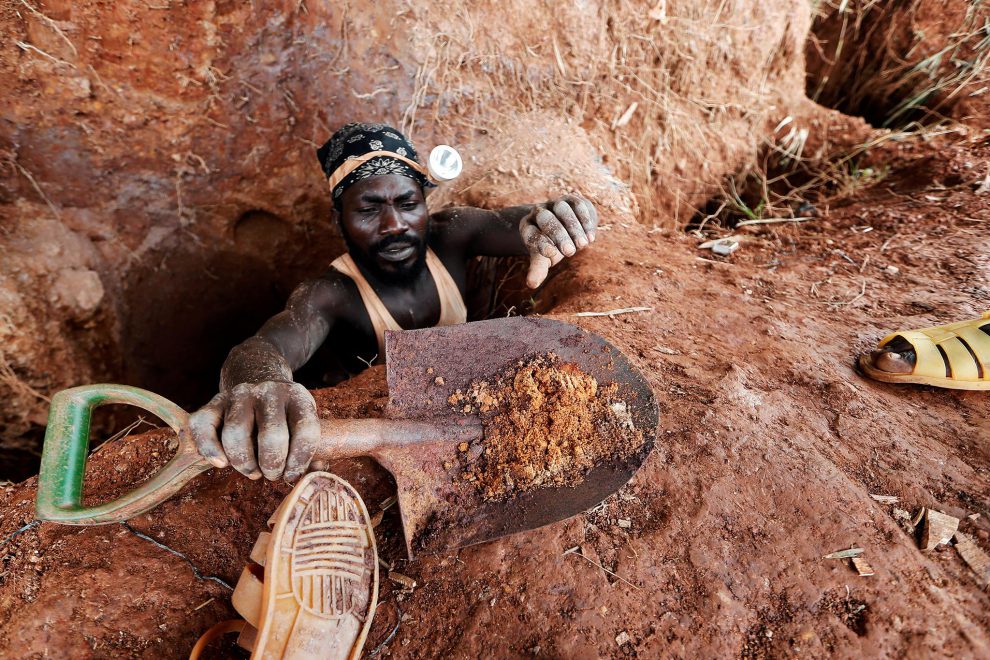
[343, 229, 428, 285]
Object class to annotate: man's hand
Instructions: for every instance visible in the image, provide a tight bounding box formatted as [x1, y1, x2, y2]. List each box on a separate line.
[519, 194, 598, 288]
[189, 381, 322, 482]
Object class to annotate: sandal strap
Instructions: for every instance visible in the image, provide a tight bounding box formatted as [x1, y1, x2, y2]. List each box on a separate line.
[885, 330, 949, 379]
[188, 620, 245, 660]
[250, 531, 271, 567]
[231, 566, 264, 628]
[237, 622, 258, 653]
[955, 325, 990, 374]
[882, 314, 990, 381]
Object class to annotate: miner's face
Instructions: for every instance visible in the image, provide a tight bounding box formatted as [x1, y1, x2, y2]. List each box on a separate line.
[335, 174, 430, 282]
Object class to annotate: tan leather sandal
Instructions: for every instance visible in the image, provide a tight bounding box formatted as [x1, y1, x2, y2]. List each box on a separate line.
[191, 472, 379, 659]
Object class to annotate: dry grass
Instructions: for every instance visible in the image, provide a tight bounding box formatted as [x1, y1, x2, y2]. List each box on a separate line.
[399, 0, 800, 226]
[697, 120, 958, 229]
[0, 349, 49, 405]
[809, 0, 990, 127]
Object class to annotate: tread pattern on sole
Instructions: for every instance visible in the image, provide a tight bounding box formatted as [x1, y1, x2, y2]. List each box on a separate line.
[290, 486, 373, 620]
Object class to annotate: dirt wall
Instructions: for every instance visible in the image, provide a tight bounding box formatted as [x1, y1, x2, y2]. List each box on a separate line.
[1, 0, 812, 463]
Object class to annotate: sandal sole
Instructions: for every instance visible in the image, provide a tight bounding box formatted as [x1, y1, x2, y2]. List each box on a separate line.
[859, 354, 990, 391]
[252, 472, 379, 659]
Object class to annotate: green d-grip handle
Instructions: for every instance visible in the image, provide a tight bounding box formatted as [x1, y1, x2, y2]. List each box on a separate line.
[36, 384, 212, 525]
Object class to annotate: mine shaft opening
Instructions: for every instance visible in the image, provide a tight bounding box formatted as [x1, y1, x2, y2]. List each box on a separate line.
[0, 210, 542, 483]
[805, 3, 988, 131]
[121, 214, 540, 408]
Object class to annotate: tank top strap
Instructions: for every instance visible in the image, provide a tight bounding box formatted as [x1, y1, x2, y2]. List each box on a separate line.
[329, 253, 401, 360]
[329, 249, 468, 361]
[425, 249, 468, 326]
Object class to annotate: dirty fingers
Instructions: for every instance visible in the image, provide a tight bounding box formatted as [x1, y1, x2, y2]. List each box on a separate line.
[520, 195, 599, 288]
[189, 380, 320, 482]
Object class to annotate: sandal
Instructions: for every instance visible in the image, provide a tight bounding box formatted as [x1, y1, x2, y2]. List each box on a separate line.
[859, 312, 990, 390]
[191, 472, 379, 659]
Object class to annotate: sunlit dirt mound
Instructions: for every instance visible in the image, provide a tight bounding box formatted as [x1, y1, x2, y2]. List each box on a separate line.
[0, 0, 810, 461]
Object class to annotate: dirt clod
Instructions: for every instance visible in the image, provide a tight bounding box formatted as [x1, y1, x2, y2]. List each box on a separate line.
[450, 354, 644, 501]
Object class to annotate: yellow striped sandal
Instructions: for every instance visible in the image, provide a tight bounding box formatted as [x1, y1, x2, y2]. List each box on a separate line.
[191, 472, 379, 659]
[859, 312, 990, 390]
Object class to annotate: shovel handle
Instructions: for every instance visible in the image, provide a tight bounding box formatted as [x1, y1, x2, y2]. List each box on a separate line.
[36, 384, 211, 525]
[313, 417, 482, 462]
[36, 384, 483, 526]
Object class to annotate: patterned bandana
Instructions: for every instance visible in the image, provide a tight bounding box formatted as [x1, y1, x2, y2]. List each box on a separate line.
[315, 123, 436, 201]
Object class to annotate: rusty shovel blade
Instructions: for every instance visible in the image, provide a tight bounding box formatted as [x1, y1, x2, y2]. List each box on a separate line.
[378, 317, 658, 557]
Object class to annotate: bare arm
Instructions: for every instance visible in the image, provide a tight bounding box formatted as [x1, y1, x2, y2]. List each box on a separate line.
[190, 276, 345, 482]
[432, 194, 598, 287]
[219, 279, 335, 389]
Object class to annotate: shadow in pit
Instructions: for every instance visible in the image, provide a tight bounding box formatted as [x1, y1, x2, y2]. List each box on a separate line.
[119, 210, 342, 412]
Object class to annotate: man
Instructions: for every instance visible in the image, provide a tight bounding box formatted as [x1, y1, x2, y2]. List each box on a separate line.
[189, 123, 598, 482]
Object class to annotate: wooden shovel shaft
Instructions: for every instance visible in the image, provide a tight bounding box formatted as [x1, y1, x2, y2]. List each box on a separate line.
[313, 417, 482, 461]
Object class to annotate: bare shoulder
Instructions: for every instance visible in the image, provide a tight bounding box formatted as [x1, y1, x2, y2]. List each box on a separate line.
[286, 268, 359, 318]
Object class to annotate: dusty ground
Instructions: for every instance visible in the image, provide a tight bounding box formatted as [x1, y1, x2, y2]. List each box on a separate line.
[2, 126, 989, 657]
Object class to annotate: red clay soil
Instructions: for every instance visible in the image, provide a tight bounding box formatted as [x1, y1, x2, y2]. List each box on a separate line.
[3, 134, 990, 658]
[450, 355, 645, 501]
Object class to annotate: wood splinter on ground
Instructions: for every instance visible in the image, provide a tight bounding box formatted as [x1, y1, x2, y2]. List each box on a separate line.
[851, 557, 875, 576]
[388, 571, 417, 590]
[915, 508, 960, 551]
[574, 306, 653, 318]
[953, 532, 990, 587]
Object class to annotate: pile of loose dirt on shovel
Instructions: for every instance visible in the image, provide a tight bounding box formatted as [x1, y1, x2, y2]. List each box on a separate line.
[448, 354, 644, 501]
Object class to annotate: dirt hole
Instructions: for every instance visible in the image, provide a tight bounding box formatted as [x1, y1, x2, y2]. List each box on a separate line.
[2, 213, 541, 482]
[806, 2, 990, 128]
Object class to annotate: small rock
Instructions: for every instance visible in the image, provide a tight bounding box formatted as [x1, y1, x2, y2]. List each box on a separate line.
[615, 631, 631, 646]
[51, 268, 105, 320]
[954, 532, 990, 587]
[617, 518, 632, 528]
[712, 239, 739, 256]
